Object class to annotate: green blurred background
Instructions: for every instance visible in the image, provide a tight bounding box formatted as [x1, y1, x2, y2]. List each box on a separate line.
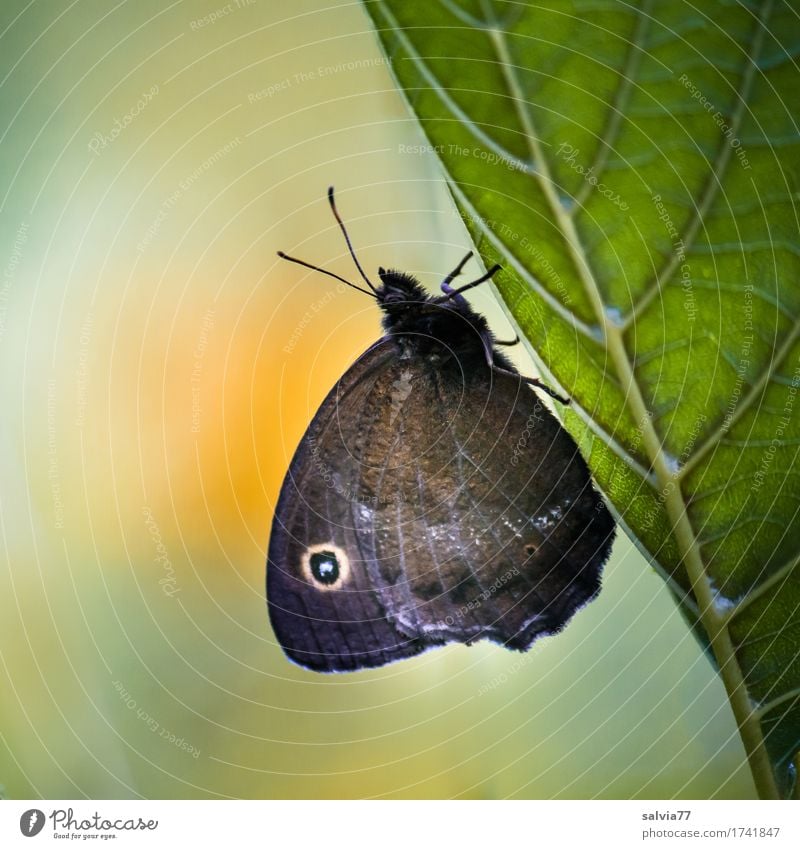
[0, 0, 754, 798]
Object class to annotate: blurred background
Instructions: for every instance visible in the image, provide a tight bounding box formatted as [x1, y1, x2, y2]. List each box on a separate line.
[0, 0, 754, 798]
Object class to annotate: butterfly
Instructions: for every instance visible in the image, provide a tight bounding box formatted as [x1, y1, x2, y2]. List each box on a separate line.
[267, 188, 615, 672]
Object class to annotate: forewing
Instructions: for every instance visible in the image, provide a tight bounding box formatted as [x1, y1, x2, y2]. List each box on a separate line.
[267, 342, 432, 672]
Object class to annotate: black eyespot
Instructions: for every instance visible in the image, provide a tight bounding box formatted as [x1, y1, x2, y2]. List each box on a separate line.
[309, 550, 340, 585]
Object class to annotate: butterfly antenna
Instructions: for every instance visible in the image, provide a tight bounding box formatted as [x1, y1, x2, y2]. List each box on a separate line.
[276, 251, 376, 298]
[327, 186, 378, 294]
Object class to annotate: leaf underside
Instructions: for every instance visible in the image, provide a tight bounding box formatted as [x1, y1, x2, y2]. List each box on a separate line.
[362, 0, 800, 797]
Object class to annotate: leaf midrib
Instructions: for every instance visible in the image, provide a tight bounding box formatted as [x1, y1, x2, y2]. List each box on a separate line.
[372, 0, 784, 797]
[482, 2, 780, 798]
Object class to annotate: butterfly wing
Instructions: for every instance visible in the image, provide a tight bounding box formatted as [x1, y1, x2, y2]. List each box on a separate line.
[267, 341, 435, 672]
[345, 355, 614, 653]
[268, 340, 614, 672]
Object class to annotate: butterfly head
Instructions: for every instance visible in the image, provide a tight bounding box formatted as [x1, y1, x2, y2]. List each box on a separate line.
[276, 189, 489, 345]
[376, 268, 428, 307]
[376, 266, 459, 339]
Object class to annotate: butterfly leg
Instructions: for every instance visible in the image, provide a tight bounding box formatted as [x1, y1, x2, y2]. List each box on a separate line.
[481, 333, 570, 405]
[441, 251, 473, 294]
[494, 334, 520, 347]
[437, 261, 502, 305]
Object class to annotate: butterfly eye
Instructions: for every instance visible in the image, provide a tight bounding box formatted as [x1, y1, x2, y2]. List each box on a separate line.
[302, 543, 350, 590]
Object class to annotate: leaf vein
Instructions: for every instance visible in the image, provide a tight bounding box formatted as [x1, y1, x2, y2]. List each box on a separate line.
[573, 0, 653, 211]
[486, 0, 782, 798]
[620, 9, 769, 331]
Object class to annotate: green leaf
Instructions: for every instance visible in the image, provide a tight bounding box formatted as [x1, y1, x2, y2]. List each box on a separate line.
[361, 0, 800, 798]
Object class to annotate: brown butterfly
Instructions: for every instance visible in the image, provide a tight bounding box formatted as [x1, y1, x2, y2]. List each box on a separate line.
[267, 188, 615, 672]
